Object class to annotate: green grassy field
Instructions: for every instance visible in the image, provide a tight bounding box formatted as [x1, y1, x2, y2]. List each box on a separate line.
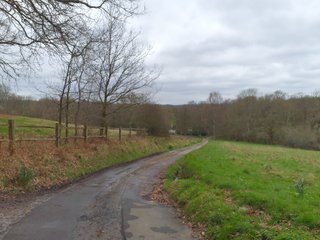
[0, 115, 56, 137]
[165, 141, 320, 239]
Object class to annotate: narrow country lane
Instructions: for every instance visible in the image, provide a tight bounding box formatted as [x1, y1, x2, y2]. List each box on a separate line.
[2, 141, 207, 240]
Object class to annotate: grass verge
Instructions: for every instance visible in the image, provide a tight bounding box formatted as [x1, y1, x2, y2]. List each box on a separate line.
[0, 136, 199, 194]
[165, 140, 320, 240]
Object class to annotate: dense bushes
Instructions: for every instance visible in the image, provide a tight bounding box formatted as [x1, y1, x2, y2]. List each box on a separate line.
[136, 104, 171, 137]
[279, 127, 318, 149]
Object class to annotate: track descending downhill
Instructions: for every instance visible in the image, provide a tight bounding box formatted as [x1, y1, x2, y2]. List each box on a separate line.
[3, 140, 207, 240]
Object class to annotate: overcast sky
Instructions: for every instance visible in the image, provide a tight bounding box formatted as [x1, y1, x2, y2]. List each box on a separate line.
[19, 0, 320, 104]
[130, 0, 320, 104]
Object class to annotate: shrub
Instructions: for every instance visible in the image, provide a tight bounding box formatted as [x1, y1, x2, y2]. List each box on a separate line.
[136, 104, 171, 137]
[295, 178, 304, 197]
[0, 177, 10, 188]
[17, 166, 34, 186]
[174, 164, 194, 179]
[279, 127, 318, 149]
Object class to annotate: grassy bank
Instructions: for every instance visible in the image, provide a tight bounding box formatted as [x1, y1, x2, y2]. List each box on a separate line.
[0, 136, 199, 193]
[165, 141, 320, 239]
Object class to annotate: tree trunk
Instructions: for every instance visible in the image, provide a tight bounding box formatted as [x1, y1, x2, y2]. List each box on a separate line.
[101, 102, 108, 132]
[65, 78, 72, 144]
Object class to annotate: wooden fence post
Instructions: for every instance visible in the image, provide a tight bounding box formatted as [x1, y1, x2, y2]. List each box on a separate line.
[55, 123, 60, 147]
[105, 125, 108, 140]
[99, 127, 104, 137]
[74, 125, 78, 143]
[65, 124, 69, 144]
[119, 127, 122, 142]
[8, 119, 15, 155]
[83, 124, 88, 143]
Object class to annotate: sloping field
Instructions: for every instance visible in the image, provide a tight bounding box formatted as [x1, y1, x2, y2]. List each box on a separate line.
[0, 115, 55, 137]
[165, 141, 320, 239]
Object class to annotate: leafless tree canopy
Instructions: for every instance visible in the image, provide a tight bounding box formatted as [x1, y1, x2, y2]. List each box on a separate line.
[93, 19, 155, 104]
[0, 0, 139, 79]
[207, 91, 223, 104]
[86, 11, 158, 127]
[39, 5, 158, 132]
[1, 0, 158, 135]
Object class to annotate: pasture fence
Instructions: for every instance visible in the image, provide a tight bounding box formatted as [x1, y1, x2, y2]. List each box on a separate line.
[0, 119, 146, 155]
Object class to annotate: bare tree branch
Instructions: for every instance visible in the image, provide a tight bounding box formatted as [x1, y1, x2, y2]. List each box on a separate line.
[0, 0, 139, 80]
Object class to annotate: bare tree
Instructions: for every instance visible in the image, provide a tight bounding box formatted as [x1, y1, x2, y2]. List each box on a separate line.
[57, 32, 95, 140]
[207, 91, 223, 137]
[91, 12, 158, 132]
[207, 91, 223, 104]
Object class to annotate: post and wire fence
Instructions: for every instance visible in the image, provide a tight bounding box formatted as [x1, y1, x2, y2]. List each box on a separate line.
[0, 119, 146, 155]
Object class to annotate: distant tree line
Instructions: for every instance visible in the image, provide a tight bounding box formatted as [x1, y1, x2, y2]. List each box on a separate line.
[174, 89, 320, 149]
[4, 86, 320, 147]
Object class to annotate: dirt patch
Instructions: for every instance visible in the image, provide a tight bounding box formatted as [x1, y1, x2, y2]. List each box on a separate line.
[150, 172, 207, 240]
[150, 174, 171, 206]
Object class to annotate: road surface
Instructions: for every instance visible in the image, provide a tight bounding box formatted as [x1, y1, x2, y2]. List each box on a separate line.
[2, 141, 206, 240]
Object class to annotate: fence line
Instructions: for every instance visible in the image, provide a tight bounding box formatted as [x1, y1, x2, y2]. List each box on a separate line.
[0, 119, 146, 155]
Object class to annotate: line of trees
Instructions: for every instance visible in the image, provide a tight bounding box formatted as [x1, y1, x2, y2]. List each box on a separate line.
[4, 85, 320, 146]
[0, 84, 170, 137]
[51, 7, 158, 137]
[4, 86, 320, 146]
[174, 89, 320, 149]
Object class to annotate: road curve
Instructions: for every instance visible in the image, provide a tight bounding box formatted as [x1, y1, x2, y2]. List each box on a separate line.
[3, 140, 207, 240]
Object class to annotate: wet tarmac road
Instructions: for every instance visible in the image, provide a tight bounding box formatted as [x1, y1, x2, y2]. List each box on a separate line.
[3, 141, 206, 240]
